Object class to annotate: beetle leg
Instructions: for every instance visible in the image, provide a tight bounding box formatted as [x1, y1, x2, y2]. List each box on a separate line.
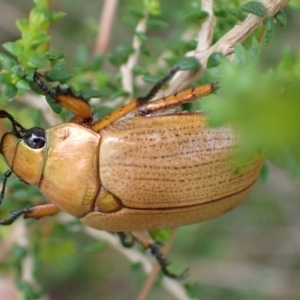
[130, 231, 188, 280]
[116, 232, 135, 248]
[90, 67, 180, 132]
[138, 82, 218, 115]
[0, 203, 61, 225]
[34, 73, 93, 122]
[149, 243, 189, 280]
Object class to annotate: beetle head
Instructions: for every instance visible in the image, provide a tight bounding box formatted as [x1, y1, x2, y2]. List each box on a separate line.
[0, 110, 46, 185]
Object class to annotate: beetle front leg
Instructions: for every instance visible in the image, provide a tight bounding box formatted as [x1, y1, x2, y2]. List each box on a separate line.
[130, 231, 188, 280]
[0, 203, 61, 225]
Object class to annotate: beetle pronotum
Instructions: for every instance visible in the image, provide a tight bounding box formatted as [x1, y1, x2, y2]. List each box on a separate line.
[0, 68, 264, 278]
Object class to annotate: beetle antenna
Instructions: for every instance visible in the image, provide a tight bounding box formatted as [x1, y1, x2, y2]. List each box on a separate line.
[137, 66, 180, 105]
[0, 170, 12, 205]
[0, 110, 28, 138]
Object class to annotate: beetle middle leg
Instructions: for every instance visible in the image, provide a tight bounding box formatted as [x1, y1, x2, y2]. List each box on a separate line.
[0, 203, 61, 225]
[130, 231, 187, 279]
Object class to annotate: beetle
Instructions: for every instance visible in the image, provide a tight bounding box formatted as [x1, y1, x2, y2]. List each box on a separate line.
[0, 68, 264, 278]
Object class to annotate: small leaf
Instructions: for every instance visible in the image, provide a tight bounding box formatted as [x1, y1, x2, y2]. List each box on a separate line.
[27, 52, 49, 68]
[11, 244, 27, 260]
[225, 7, 245, 21]
[49, 11, 67, 22]
[80, 88, 103, 100]
[181, 40, 198, 53]
[142, 75, 160, 83]
[16, 79, 31, 91]
[164, 56, 180, 66]
[175, 56, 200, 70]
[45, 60, 79, 83]
[46, 50, 65, 60]
[84, 241, 107, 254]
[3, 84, 18, 98]
[241, 1, 267, 17]
[94, 106, 114, 119]
[129, 9, 144, 19]
[144, 0, 161, 16]
[2, 42, 21, 57]
[0, 53, 16, 69]
[275, 10, 287, 27]
[108, 90, 129, 100]
[10, 65, 24, 77]
[135, 31, 148, 42]
[213, 7, 228, 18]
[107, 53, 127, 67]
[132, 65, 149, 75]
[263, 18, 275, 46]
[207, 52, 224, 68]
[147, 18, 168, 29]
[183, 11, 209, 23]
[45, 95, 62, 113]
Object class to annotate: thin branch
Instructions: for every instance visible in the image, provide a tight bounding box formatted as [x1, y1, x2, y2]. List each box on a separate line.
[159, 0, 289, 96]
[120, 11, 149, 98]
[93, 0, 119, 54]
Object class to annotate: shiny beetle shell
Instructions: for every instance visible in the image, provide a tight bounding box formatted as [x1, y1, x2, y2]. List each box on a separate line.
[1, 112, 264, 232]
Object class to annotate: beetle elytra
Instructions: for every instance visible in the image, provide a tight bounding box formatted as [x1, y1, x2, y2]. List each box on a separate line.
[0, 68, 264, 278]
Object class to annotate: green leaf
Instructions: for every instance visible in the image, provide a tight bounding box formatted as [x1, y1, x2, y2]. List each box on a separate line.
[16, 79, 31, 91]
[135, 31, 148, 42]
[2, 42, 21, 57]
[147, 18, 168, 29]
[10, 65, 24, 77]
[175, 56, 200, 70]
[108, 90, 129, 100]
[49, 11, 67, 22]
[27, 52, 49, 68]
[129, 9, 144, 19]
[83, 241, 107, 254]
[94, 106, 114, 119]
[207, 52, 224, 68]
[107, 53, 127, 67]
[3, 84, 18, 98]
[80, 88, 103, 100]
[0, 53, 16, 69]
[45, 95, 62, 113]
[241, 1, 267, 17]
[225, 7, 245, 21]
[144, 0, 161, 16]
[213, 7, 228, 18]
[142, 75, 160, 83]
[150, 228, 172, 243]
[45, 60, 80, 83]
[11, 244, 27, 260]
[183, 11, 209, 23]
[275, 10, 287, 27]
[46, 50, 65, 60]
[0, 71, 11, 84]
[263, 18, 275, 46]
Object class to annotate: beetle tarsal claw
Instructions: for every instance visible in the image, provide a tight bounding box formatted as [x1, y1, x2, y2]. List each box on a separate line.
[148, 243, 188, 280]
[0, 207, 32, 225]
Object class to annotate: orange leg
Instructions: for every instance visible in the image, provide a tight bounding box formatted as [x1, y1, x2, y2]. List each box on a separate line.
[34, 73, 93, 121]
[91, 82, 216, 132]
[0, 203, 61, 225]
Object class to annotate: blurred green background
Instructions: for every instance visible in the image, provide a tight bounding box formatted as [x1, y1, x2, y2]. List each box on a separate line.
[0, 1, 300, 299]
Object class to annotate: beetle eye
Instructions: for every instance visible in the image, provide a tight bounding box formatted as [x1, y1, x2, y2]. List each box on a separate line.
[23, 127, 46, 149]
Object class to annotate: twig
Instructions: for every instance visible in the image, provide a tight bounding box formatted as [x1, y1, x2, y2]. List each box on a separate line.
[93, 0, 119, 54]
[120, 11, 149, 98]
[159, 0, 289, 96]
